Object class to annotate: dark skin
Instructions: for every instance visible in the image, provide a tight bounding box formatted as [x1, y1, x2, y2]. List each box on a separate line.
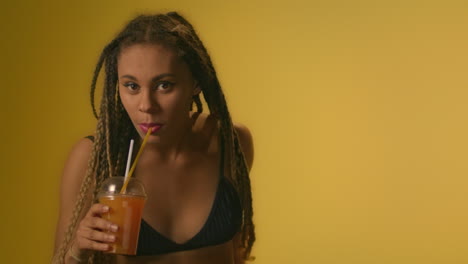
[54, 44, 254, 264]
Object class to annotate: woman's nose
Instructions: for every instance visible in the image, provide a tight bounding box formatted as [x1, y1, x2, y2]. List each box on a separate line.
[138, 89, 159, 113]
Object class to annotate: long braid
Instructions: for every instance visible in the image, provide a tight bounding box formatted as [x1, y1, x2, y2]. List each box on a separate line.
[103, 93, 114, 178]
[103, 51, 119, 178]
[89, 78, 113, 263]
[191, 94, 203, 112]
[53, 156, 95, 263]
[217, 90, 256, 259]
[91, 36, 127, 119]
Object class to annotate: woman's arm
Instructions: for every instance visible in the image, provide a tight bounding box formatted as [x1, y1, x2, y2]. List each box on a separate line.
[54, 138, 94, 253]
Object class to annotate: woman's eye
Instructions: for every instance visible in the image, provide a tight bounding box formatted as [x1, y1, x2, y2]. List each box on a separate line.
[156, 81, 174, 91]
[124, 82, 139, 91]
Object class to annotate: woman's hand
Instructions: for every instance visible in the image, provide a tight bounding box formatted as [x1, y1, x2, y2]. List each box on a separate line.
[69, 203, 118, 260]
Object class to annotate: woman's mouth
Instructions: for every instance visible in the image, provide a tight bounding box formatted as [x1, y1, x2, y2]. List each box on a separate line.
[138, 123, 163, 134]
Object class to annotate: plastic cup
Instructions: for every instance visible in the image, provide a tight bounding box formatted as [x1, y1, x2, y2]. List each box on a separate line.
[97, 177, 147, 255]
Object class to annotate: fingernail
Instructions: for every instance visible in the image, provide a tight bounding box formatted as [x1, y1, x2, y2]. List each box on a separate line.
[108, 235, 116, 242]
[103, 206, 109, 212]
[111, 224, 118, 232]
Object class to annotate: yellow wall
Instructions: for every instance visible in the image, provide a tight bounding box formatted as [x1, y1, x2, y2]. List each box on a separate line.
[1, 0, 468, 263]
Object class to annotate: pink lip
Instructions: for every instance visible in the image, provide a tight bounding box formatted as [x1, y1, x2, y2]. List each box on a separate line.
[138, 123, 163, 134]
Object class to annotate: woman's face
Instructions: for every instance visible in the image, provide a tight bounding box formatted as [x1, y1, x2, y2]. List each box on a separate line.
[117, 43, 199, 144]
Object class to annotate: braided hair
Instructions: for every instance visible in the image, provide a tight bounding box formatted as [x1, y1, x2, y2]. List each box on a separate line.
[53, 12, 255, 263]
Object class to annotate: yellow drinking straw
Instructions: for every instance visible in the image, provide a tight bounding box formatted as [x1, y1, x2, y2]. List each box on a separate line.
[120, 127, 152, 194]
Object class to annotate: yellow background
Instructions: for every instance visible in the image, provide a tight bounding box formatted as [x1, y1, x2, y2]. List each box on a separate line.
[1, 0, 468, 263]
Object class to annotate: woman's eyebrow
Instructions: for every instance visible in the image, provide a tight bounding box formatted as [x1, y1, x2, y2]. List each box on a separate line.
[120, 73, 176, 82]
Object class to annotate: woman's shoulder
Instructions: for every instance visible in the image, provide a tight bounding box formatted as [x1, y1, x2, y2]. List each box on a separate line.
[61, 135, 95, 186]
[60, 134, 96, 193]
[59, 135, 95, 208]
[69, 135, 95, 161]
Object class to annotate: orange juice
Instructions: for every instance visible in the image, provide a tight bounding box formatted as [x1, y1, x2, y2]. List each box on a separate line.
[99, 195, 146, 255]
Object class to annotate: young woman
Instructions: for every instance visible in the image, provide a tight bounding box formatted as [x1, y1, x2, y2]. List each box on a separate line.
[53, 12, 255, 264]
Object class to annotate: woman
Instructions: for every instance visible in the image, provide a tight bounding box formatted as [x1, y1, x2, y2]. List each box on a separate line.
[53, 12, 255, 264]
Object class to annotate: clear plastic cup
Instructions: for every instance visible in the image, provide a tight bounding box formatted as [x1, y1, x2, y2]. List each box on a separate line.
[97, 177, 147, 255]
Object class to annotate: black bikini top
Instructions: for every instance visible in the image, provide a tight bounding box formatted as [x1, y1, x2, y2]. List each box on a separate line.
[137, 177, 242, 255]
[84, 135, 242, 255]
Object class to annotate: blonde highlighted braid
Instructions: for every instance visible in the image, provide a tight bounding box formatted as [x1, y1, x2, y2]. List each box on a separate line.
[53, 12, 255, 263]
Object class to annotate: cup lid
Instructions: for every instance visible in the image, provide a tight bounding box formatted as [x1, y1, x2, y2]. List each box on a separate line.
[98, 177, 147, 197]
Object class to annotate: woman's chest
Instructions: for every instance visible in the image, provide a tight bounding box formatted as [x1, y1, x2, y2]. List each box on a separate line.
[135, 154, 221, 244]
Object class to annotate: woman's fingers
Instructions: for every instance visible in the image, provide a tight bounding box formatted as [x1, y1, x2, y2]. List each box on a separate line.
[82, 203, 118, 232]
[73, 203, 119, 252]
[86, 203, 110, 217]
[81, 215, 118, 232]
[76, 237, 110, 251]
[75, 226, 115, 252]
[77, 227, 116, 243]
